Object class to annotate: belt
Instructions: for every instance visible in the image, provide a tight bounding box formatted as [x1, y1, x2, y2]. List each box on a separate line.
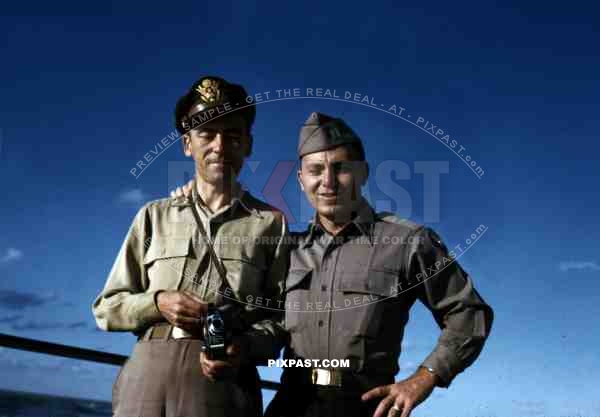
[311, 368, 344, 387]
[283, 367, 392, 391]
[138, 323, 200, 341]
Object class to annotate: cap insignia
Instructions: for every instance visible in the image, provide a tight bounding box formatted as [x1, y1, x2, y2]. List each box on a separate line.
[195, 78, 222, 104]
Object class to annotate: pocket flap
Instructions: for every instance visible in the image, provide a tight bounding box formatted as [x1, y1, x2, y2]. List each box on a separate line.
[143, 236, 191, 264]
[221, 254, 265, 272]
[285, 269, 312, 293]
[338, 269, 398, 297]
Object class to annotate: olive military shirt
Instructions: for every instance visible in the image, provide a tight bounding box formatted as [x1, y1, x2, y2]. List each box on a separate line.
[283, 201, 493, 387]
[93, 184, 289, 363]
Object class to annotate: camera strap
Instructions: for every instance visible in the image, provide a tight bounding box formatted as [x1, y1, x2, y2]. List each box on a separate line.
[188, 199, 231, 301]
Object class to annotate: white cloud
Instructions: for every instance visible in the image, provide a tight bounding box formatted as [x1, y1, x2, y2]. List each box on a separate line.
[559, 261, 600, 272]
[512, 399, 546, 416]
[116, 188, 147, 206]
[0, 247, 23, 264]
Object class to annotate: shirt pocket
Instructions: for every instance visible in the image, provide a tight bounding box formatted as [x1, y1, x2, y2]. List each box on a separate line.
[335, 268, 399, 338]
[284, 268, 312, 332]
[143, 236, 191, 291]
[220, 254, 266, 302]
[338, 267, 398, 297]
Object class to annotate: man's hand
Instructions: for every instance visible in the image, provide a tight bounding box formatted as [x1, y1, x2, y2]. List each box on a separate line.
[170, 179, 195, 199]
[361, 367, 438, 417]
[156, 290, 208, 334]
[199, 339, 245, 381]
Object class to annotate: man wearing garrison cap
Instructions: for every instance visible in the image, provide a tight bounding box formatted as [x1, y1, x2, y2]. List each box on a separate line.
[263, 112, 494, 417]
[93, 76, 289, 417]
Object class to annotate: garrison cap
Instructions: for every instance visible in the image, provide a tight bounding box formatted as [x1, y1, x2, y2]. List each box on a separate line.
[298, 112, 364, 158]
[174, 76, 256, 134]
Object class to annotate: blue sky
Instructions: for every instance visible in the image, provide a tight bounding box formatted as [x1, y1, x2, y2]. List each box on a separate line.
[1, 1, 599, 416]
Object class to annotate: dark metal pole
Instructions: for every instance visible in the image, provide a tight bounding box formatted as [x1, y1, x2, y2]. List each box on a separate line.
[0, 332, 280, 391]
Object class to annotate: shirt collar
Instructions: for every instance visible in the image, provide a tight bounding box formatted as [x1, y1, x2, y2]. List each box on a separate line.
[352, 199, 376, 242]
[169, 178, 261, 218]
[301, 199, 376, 248]
[302, 220, 325, 248]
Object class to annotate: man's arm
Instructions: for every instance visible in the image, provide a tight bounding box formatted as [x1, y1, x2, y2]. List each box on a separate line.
[238, 211, 290, 364]
[362, 226, 493, 417]
[92, 204, 164, 332]
[410, 226, 494, 388]
[93, 203, 208, 333]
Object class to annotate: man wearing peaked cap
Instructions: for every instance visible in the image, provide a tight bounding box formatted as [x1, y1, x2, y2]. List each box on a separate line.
[264, 112, 493, 417]
[93, 75, 289, 417]
[175, 76, 256, 138]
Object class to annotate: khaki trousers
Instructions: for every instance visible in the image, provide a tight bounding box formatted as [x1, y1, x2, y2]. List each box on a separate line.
[113, 339, 261, 417]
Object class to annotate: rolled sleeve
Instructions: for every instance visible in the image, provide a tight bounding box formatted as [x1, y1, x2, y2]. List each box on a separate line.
[409, 227, 494, 387]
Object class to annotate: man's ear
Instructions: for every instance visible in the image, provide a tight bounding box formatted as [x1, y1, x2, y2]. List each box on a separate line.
[182, 134, 192, 157]
[297, 168, 305, 191]
[244, 134, 253, 158]
[360, 161, 369, 186]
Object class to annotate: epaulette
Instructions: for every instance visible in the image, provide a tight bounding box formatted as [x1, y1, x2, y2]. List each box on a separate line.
[376, 211, 421, 230]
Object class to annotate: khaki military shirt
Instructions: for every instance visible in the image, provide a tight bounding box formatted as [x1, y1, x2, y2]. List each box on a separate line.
[283, 201, 493, 387]
[93, 184, 289, 363]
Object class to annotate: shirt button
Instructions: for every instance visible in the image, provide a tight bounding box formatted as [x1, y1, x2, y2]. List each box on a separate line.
[318, 320, 324, 327]
[321, 285, 327, 291]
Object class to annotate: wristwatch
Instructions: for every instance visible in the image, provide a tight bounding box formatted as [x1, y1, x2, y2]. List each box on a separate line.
[419, 366, 441, 385]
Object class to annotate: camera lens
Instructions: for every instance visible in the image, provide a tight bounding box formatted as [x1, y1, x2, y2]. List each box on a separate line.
[212, 318, 223, 329]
